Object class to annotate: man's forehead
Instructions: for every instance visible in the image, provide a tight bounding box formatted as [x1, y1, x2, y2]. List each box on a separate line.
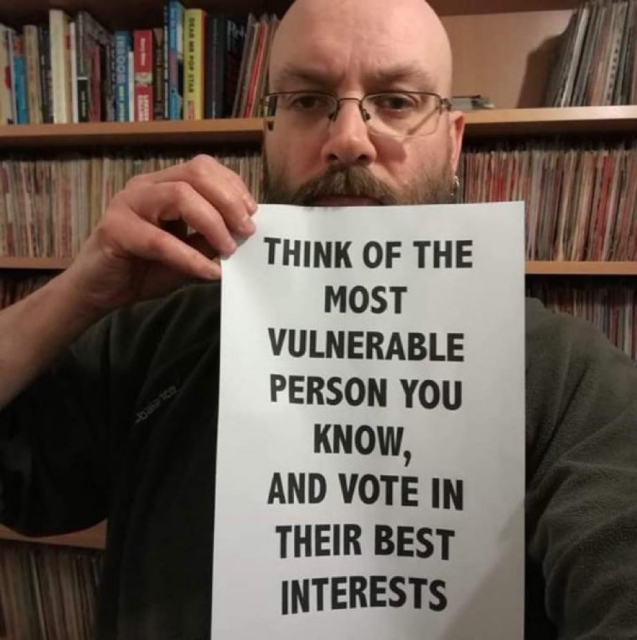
[269, 0, 452, 94]
[272, 61, 440, 92]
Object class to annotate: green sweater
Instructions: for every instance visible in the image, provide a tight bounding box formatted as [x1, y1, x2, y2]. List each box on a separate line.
[1, 283, 636, 639]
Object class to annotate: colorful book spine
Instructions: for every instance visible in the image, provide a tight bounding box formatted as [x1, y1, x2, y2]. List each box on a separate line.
[162, 5, 169, 119]
[134, 30, 154, 122]
[12, 34, 28, 124]
[114, 31, 131, 122]
[168, 0, 184, 119]
[183, 8, 205, 120]
[0, 25, 14, 124]
[152, 27, 165, 120]
[75, 11, 89, 122]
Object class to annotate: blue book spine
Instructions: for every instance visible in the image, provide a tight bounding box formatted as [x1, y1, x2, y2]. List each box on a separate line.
[12, 39, 28, 124]
[168, 0, 184, 120]
[114, 31, 131, 122]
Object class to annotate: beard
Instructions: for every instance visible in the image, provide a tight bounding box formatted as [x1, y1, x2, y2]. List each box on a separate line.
[263, 159, 455, 206]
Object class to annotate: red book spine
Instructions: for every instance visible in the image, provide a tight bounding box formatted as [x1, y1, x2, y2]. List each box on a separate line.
[134, 30, 154, 121]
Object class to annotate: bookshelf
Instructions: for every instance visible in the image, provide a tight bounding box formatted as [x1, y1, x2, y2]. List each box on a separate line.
[0, 107, 636, 150]
[0, 1, 635, 638]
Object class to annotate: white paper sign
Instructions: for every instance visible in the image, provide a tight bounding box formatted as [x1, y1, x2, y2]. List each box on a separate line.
[213, 202, 525, 640]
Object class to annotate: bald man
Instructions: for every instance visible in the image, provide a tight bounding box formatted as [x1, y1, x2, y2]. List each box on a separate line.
[1, 0, 636, 639]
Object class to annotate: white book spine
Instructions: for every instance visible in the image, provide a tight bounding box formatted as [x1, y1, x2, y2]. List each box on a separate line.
[70, 21, 78, 123]
[49, 9, 69, 124]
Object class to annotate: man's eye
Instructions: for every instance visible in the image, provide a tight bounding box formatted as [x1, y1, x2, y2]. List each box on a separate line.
[289, 94, 331, 111]
[372, 93, 417, 111]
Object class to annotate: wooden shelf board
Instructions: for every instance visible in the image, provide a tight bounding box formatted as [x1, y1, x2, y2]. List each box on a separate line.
[0, 522, 106, 550]
[526, 262, 637, 276]
[0, 107, 636, 150]
[0, 118, 264, 150]
[2, 257, 635, 276]
[462, 106, 637, 137]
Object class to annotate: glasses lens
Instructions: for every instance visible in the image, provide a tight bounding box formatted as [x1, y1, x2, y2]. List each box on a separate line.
[363, 93, 441, 137]
[264, 92, 337, 128]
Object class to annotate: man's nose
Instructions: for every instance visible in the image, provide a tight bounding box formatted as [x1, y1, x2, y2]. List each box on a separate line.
[320, 100, 378, 167]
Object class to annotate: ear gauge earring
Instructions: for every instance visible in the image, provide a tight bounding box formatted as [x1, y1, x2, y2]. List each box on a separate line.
[451, 175, 461, 202]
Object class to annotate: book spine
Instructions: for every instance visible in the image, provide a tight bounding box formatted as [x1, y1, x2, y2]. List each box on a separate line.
[128, 49, 134, 121]
[23, 26, 42, 124]
[12, 33, 28, 124]
[204, 15, 215, 119]
[224, 17, 247, 118]
[90, 42, 102, 121]
[162, 4, 169, 119]
[49, 10, 69, 123]
[214, 19, 226, 119]
[168, 0, 184, 119]
[0, 26, 12, 124]
[134, 30, 154, 122]
[105, 41, 116, 122]
[183, 9, 204, 121]
[70, 21, 79, 123]
[6, 28, 18, 124]
[114, 31, 130, 122]
[76, 12, 90, 122]
[152, 27, 164, 120]
[38, 25, 53, 123]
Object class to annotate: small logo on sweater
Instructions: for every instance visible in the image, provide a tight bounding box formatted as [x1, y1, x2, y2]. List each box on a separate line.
[135, 385, 179, 424]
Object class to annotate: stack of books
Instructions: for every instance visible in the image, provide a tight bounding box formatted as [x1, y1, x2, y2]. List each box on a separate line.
[0, 541, 102, 639]
[545, 0, 637, 106]
[527, 278, 636, 360]
[0, 150, 262, 258]
[0, 3, 279, 125]
[459, 138, 637, 261]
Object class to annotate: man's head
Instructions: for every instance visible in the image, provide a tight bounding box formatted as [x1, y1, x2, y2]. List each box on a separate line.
[263, 0, 465, 206]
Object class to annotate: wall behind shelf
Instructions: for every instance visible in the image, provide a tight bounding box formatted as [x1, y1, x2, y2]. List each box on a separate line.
[443, 10, 573, 108]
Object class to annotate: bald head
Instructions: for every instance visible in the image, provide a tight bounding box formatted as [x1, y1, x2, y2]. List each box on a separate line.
[269, 0, 453, 96]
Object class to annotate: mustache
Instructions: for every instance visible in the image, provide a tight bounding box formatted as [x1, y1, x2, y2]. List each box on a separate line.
[284, 164, 400, 206]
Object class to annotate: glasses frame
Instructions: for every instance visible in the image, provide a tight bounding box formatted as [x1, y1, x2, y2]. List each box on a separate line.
[262, 90, 453, 138]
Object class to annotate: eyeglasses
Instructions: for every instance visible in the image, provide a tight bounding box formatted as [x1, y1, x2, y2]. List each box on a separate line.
[262, 91, 453, 139]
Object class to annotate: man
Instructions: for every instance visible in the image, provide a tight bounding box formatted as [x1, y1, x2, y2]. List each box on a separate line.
[1, 0, 636, 638]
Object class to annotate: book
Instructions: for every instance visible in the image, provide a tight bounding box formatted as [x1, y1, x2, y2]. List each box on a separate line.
[153, 27, 165, 120]
[183, 8, 206, 120]
[168, 0, 185, 120]
[205, 16, 226, 119]
[0, 25, 15, 124]
[23, 26, 42, 124]
[49, 10, 73, 124]
[134, 30, 154, 122]
[224, 17, 247, 118]
[12, 33, 28, 124]
[114, 31, 131, 122]
[37, 25, 53, 123]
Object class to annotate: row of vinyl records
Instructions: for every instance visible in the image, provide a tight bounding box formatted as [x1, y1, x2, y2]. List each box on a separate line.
[546, 0, 637, 107]
[0, 541, 102, 640]
[0, 138, 635, 260]
[0, 5, 279, 125]
[0, 274, 636, 362]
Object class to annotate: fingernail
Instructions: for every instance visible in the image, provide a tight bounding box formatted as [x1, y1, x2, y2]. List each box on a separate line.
[245, 197, 258, 214]
[222, 239, 238, 257]
[240, 216, 256, 235]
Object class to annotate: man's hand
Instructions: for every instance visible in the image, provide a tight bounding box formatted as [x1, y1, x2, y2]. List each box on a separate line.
[62, 154, 258, 314]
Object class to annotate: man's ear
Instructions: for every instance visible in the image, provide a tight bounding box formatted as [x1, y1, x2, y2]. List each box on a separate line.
[448, 110, 465, 175]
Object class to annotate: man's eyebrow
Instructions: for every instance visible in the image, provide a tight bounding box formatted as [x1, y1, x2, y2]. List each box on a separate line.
[369, 65, 438, 91]
[273, 66, 333, 88]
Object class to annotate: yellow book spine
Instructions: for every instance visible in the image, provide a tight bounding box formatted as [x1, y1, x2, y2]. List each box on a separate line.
[183, 9, 204, 121]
